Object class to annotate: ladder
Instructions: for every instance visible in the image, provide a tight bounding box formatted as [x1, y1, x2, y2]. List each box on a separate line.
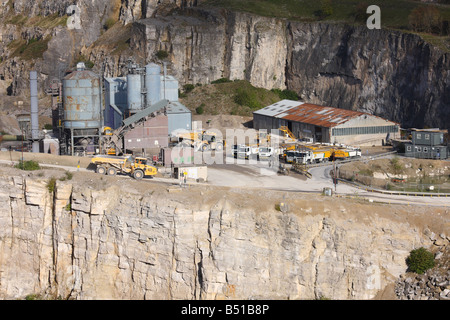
[279, 126, 297, 141]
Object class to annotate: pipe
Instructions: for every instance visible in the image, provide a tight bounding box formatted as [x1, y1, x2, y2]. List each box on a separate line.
[30, 71, 40, 153]
[0, 135, 24, 142]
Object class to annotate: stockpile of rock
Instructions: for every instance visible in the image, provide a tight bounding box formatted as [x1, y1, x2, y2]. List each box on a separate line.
[395, 234, 449, 300]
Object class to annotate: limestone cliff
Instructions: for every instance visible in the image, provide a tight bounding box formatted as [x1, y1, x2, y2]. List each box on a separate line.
[0, 2, 448, 131]
[0, 169, 446, 300]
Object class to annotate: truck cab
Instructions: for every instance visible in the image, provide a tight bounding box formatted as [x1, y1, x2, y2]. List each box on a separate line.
[258, 147, 274, 160]
[132, 157, 158, 179]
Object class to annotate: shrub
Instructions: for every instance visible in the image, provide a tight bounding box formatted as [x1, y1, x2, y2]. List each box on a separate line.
[47, 177, 56, 194]
[183, 84, 195, 94]
[211, 78, 232, 84]
[314, 0, 333, 20]
[271, 88, 299, 101]
[390, 157, 403, 175]
[103, 18, 115, 31]
[409, 6, 443, 35]
[15, 160, 40, 171]
[156, 50, 169, 60]
[196, 104, 205, 115]
[353, 2, 369, 23]
[77, 55, 94, 69]
[59, 171, 73, 181]
[406, 247, 435, 274]
[234, 88, 262, 110]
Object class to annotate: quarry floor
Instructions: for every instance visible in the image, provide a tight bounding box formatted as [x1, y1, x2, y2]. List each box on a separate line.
[1, 149, 448, 209]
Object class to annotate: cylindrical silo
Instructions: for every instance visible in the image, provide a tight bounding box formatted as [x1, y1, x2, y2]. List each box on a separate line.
[29, 71, 40, 153]
[145, 63, 161, 107]
[127, 73, 142, 112]
[63, 69, 101, 129]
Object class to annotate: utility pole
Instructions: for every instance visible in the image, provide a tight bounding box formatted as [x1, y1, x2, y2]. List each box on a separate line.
[333, 157, 337, 193]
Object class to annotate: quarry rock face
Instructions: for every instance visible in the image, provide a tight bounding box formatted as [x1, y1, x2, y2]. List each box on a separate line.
[0, 173, 439, 300]
[0, 2, 448, 130]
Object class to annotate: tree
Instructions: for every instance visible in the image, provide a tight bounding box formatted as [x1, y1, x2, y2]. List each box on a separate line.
[409, 6, 442, 34]
[314, 0, 333, 20]
[406, 247, 435, 274]
[353, 2, 369, 23]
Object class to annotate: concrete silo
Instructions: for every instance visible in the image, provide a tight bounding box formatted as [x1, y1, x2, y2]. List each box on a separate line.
[145, 63, 161, 107]
[62, 63, 102, 155]
[127, 73, 142, 113]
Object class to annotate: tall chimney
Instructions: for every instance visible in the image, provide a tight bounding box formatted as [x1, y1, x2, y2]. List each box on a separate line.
[30, 71, 39, 153]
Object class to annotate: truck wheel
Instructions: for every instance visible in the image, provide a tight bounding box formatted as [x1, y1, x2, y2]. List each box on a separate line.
[133, 170, 144, 180]
[107, 167, 117, 176]
[202, 144, 209, 152]
[96, 166, 106, 175]
[215, 143, 223, 151]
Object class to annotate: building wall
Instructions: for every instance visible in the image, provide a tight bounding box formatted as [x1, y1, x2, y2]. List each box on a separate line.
[405, 143, 448, 159]
[254, 113, 399, 146]
[330, 115, 400, 146]
[124, 114, 169, 150]
[412, 131, 444, 146]
[168, 112, 192, 135]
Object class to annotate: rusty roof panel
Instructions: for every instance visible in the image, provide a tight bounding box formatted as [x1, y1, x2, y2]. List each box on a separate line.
[281, 103, 367, 128]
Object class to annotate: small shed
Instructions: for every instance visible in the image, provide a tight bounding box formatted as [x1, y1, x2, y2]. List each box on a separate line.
[166, 101, 192, 135]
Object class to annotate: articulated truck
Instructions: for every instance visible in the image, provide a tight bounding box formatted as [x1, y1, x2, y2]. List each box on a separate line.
[91, 155, 157, 180]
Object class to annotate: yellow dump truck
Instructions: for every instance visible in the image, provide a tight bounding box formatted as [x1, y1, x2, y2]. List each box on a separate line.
[91, 155, 157, 180]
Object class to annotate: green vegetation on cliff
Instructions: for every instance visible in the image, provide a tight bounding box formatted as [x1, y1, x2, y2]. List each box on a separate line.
[179, 80, 297, 116]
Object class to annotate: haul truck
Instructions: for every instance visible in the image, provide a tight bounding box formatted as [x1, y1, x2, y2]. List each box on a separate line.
[289, 149, 332, 164]
[91, 155, 157, 180]
[332, 148, 362, 160]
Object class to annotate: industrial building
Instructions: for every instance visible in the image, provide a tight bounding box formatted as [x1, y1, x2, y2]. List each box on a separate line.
[103, 62, 191, 155]
[404, 129, 448, 160]
[253, 100, 400, 146]
[43, 60, 191, 156]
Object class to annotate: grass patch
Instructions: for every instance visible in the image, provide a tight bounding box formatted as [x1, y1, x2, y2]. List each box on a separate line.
[202, 0, 450, 30]
[179, 80, 280, 116]
[9, 36, 51, 61]
[7, 13, 68, 29]
[14, 160, 41, 171]
[59, 171, 73, 181]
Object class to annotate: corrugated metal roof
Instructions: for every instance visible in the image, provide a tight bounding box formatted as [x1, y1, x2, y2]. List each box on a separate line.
[255, 100, 400, 128]
[270, 100, 372, 127]
[166, 101, 191, 114]
[282, 103, 367, 127]
[64, 69, 100, 80]
[253, 100, 303, 117]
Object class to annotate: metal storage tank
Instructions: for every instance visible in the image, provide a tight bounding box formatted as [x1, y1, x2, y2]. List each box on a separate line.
[145, 63, 161, 107]
[63, 66, 101, 130]
[127, 73, 142, 112]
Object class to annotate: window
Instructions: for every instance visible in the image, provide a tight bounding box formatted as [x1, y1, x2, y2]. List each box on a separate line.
[425, 134, 430, 140]
[332, 125, 398, 136]
[416, 133, 421, 139]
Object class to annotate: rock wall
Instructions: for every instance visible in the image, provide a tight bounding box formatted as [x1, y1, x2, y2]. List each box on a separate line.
[128, 8, 449, 130]
[0, 2, 448, 130]
[0, 171, 441, 300]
